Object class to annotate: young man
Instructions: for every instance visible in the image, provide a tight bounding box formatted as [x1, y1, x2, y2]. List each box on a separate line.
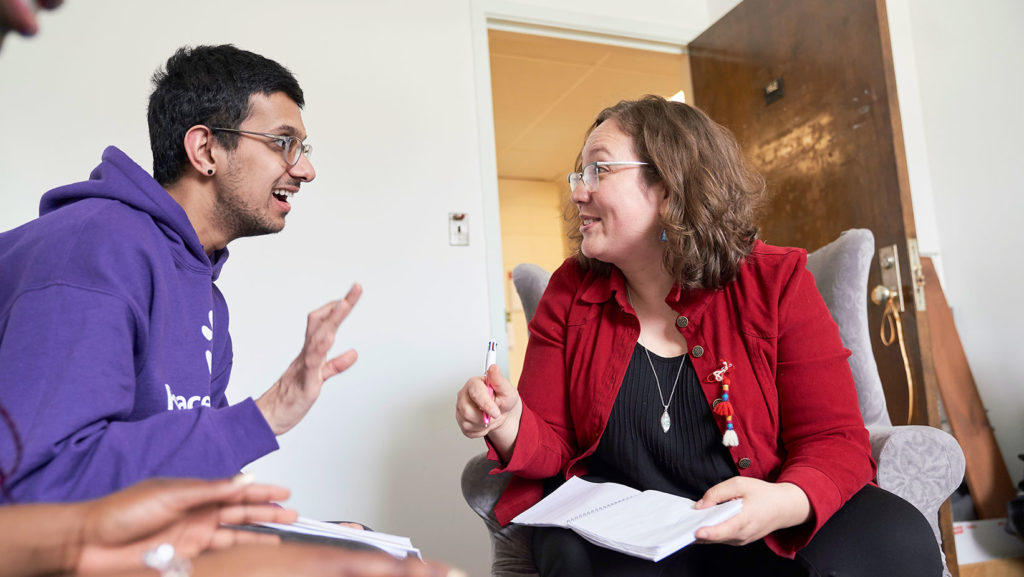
[0, 44, 360, 503]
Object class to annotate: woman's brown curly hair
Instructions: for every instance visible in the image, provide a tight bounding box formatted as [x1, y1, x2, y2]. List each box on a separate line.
[567, 96, 766, 290]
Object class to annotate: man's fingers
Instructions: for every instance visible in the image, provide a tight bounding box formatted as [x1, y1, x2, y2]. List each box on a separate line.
[307, 283, 362, 326]
[304, 286, 361, 361]
[325, 284, 361, 327]
[322, 284, 363, 326]
[342, 282, 363, 307]
[308, 300, 336, 321]
[322, 349, 358, 380]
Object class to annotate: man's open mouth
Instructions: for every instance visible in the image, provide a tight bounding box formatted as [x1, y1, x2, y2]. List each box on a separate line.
[272, 189, 295, 202]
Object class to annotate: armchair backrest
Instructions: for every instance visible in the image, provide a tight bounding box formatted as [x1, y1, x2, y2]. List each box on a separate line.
[804, 229, 892, 430]
[512, 263, 552, 323]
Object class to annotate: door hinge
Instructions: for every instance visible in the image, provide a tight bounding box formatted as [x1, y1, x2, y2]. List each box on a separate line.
[907, 238, 926, 311]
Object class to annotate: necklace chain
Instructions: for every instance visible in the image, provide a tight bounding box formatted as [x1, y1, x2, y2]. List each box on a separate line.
[639, 338, 684, 410]
[627, 291, 685, 432]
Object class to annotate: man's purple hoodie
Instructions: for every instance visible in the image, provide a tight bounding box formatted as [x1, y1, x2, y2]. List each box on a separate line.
[0, 146, 278, 503]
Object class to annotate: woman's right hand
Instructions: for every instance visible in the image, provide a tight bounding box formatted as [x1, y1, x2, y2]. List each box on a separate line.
[455, 364, 521, 444]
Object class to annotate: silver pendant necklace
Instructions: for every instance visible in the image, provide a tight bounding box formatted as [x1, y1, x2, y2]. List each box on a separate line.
[628, 292, 685, 433]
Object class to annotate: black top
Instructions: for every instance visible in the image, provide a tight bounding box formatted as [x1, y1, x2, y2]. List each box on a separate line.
[587, 343, 736, 500]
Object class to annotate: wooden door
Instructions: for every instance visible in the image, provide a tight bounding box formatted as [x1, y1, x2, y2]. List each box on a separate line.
[689, 0, 938, 428]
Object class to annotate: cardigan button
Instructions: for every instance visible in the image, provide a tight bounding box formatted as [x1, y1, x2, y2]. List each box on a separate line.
[675, 315, 689, 328]
[738, 458, 752, 469]
[691, 345, 705, 358]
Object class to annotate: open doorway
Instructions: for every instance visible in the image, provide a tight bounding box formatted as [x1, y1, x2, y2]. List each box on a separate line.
[488, 29, 691, 382]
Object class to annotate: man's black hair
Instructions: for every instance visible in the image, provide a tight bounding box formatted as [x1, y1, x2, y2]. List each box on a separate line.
[148, 44, 304, 186]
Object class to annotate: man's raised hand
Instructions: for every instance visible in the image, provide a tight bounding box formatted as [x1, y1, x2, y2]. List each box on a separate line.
[257, 283, 362, 435]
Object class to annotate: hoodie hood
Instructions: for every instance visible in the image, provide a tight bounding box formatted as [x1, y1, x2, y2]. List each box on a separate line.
[39, 146, 228, 279]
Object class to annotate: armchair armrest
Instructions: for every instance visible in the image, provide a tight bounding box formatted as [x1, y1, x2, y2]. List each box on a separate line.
[869, 425, 965, 515]
[869, 424, 965, 577]
[461, 452, 539, 577]
[461, 452, 510, 522]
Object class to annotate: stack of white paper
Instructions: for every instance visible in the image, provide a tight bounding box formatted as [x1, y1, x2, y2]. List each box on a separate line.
[258, 517, 422, 560]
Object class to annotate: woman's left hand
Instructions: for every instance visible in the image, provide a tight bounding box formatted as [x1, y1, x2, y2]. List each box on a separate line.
[77, 476, 298, 573]
[692, 477, 811, 545]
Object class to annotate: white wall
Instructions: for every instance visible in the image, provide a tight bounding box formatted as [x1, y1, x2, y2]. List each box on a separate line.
[885, 0, 943, 262]
[704, 0, 741, 24]
[0, 1, 706, 575]
[888, 0, 1024, 483]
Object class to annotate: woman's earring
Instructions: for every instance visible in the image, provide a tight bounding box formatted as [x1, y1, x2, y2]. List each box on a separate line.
[660, 229, 668, 242]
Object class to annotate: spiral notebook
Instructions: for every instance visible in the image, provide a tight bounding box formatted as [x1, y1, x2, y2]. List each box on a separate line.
[512, 476, 742, 562]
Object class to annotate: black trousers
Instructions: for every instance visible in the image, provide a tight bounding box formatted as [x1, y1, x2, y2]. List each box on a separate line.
[533, 485, 943, 577]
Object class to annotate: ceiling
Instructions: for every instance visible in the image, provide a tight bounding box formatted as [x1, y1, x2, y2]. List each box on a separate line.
[489, 29, 692, 185]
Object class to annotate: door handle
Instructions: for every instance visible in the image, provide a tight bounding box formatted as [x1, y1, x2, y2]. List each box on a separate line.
[871, 243, 917, 424]
[876, 245, 904, 312]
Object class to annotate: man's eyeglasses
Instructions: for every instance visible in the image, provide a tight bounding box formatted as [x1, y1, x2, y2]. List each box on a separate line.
[568, 161, 649, 193]
[209, 127, 312, 167]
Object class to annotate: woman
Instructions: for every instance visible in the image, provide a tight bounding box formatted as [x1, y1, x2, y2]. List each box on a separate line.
[455, 96, 941, 576]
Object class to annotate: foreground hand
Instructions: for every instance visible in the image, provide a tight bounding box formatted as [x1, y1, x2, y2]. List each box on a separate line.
[187, 544, 459, 577]
[693, 477, 811, 546]
[77, 476, 298, 574]
[455, 364, 520, 439]
[0, 0, 62, 37]
[257, 284, 362, 435]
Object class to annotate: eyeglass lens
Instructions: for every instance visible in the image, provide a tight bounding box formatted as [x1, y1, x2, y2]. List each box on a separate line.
[285, 139, 311, 166]
[285, 140, 299, 165]
[568, 164, 597, 192]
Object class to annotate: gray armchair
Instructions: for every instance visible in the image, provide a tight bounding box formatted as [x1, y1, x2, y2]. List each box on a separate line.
[461, 229, 965, 577]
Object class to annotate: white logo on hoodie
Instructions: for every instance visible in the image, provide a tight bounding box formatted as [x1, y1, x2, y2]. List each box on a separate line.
[163, 310, 215, 411]
[165, 384, 211, 410]
[202, 309, 214, 374]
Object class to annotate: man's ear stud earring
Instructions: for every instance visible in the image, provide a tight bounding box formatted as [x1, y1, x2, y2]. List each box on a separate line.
[207, 169, 214, 175]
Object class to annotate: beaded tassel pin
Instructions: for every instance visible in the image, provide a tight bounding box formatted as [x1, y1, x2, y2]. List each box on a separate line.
[707, 360, 738, 447]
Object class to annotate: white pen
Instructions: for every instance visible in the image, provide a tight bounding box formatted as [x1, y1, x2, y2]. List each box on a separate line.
[482, 339, 497, 425]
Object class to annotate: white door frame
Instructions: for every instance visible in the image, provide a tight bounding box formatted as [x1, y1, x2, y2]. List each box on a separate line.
[469, 0, 698, 366]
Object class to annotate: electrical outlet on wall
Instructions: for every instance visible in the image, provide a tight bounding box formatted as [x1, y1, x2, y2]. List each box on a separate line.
[449, 212, 469, 246]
